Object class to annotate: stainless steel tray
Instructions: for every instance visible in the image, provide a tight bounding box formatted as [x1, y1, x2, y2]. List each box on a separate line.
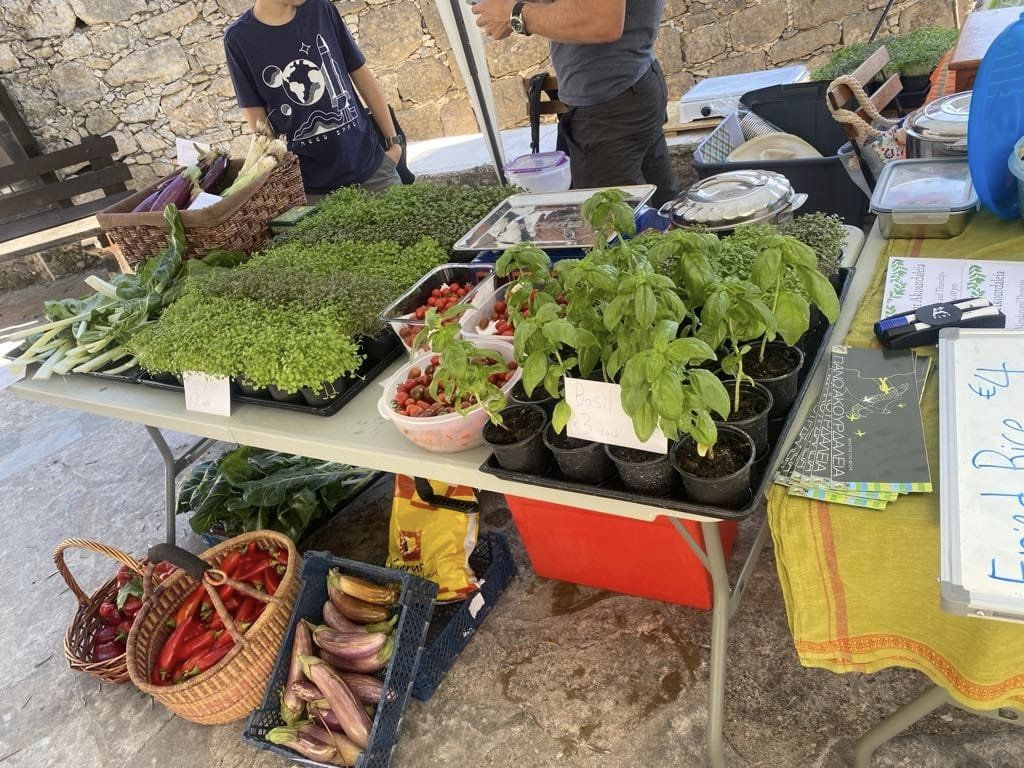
[454, 185, 657, 251]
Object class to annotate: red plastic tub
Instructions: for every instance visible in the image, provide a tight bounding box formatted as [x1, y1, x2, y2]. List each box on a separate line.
[506, 496, 738, 609]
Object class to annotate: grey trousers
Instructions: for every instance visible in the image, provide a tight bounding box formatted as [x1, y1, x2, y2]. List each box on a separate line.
[306, 153, 402, 203]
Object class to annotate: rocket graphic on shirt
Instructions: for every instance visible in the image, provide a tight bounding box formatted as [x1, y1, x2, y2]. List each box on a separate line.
[262, 37, 358, 145]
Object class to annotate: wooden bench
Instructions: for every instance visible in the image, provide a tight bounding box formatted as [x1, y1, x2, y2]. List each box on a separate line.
[826, 46, 905, 142]
[0, 134, 133, 264]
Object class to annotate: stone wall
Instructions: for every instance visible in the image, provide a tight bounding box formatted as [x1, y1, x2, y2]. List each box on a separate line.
[0, 0, 954, 188]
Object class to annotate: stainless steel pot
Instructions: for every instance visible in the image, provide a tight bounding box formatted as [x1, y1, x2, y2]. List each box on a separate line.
[905, 91, 971, 159]
[658, 169, 808, 232]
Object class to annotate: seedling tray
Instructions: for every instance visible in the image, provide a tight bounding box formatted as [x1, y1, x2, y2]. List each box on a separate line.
[479, 268, 853, 522]
[244, 552, 437, 768]
[136, 337, 402, 418]
[411, 532, 517, 701]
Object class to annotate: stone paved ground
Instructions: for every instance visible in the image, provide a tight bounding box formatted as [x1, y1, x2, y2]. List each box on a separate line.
[0, 279, 1021, 768]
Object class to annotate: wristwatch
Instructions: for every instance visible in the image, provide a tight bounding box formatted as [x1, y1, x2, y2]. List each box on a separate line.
[510, 1, 530, 36]
[383, 135, 406, 149]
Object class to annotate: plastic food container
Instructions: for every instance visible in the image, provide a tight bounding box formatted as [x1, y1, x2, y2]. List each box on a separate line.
[870, 158, 979, 240]
[377, 339, 522, 453]
[1011, 136, 1024, 221]
[381, 264, 495, 351]
[460, 283, 514, 345]
[504, 152, 571, 193]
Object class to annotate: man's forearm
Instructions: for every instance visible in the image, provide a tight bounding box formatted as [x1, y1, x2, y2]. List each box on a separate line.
[350, 65, 397, 139]
[522, 0, 624, 44]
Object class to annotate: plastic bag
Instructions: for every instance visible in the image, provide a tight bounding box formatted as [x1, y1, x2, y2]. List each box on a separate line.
[387, 475, 478, 601]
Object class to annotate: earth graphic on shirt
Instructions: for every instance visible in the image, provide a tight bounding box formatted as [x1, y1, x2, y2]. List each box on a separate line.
[281, 59, 325, 106]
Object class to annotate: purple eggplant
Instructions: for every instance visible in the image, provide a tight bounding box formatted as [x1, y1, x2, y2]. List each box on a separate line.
[150, 166, 200, 213]
[132, 188, 161, 213]
[299, 723, 363, 765]
[312, 625, 387, 660]
[199, 154, 229, 194]
[290, 680, 323, 703]
[340, 673, 384, 704]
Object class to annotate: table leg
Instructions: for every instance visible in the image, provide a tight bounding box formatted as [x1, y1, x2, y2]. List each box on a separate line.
[702, 520, 731, 768]
[852, 685, 948, 768]
[144, 426, 218, 546]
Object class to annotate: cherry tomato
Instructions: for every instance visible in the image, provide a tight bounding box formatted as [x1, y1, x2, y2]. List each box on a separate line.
[430, 355, 440, 366]
[507, 361, 519, 371]
[407, 405, 424, 417]
[394, 391, 408, 405]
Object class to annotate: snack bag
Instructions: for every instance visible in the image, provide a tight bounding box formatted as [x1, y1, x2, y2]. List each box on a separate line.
[387, 475, 478, 601]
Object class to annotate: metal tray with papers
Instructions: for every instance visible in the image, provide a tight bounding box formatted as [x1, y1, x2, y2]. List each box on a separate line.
[454, 185, 656, 251]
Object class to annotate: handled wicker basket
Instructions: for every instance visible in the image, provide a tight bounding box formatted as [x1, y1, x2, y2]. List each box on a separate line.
[54, 538, 146, 684]
[96, 153, 306, 265]
[126, 531, 299, 724]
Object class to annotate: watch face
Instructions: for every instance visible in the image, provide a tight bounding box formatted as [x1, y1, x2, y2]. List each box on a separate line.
[511, 17, 525, 33]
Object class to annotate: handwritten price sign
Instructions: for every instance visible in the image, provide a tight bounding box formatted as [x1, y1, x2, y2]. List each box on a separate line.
[564, 377, 668, 454]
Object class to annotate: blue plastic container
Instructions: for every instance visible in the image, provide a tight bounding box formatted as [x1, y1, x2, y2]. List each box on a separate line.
[243, 553, 437, 768]
[411, 533, 517, 701]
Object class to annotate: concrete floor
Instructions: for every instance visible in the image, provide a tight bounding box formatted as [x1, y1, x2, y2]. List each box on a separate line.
[1, 279, 1022, 768]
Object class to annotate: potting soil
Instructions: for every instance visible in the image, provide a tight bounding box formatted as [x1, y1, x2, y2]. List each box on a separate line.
[676, 432, 751, 478]
[609, 446, 662, 464]
[727, 389, 770, 422]
[484, 408, 545, 445]
[742, 346, 800, 379]
[547, 430, 593, 451]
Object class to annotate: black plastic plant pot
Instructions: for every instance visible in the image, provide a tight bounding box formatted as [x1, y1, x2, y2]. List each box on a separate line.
[236, 376, 270, 399]
[507, 379, 558, 418]
[543, 424, 615, 484]
[671, 425, 755, 509]
[606, 445, 676, 497]
[360, 329, 396, 365]
[267, 384, 304, 404]
[300, 376, 351, 407]
[482, 404, 550, 474]
[743, 343, 804, 419]
[717, 379, 773, 457]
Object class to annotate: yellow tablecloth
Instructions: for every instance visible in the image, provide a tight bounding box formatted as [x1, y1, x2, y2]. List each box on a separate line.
[768, 212, 1024, 711]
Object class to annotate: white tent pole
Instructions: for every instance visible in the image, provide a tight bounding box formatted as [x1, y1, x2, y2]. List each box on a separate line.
[434, 0, 507, 184]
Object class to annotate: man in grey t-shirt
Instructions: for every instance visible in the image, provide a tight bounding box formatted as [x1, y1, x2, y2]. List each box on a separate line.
[473, 0, 677, 206]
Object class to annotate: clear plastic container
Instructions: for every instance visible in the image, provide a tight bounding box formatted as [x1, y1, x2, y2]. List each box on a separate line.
[1011, 136, 1024, 222]
[377, 339, 522, 453]
[380, 264, 495, 351]
[504, 152, 571, 193]
[460, 283, 512, 345]
[870, 158, 979, 239]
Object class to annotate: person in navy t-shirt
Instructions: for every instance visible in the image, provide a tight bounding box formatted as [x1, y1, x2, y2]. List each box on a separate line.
[224, 0, 404, 196]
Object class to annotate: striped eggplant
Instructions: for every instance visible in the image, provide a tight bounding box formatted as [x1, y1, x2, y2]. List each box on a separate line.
[340, 673, 384, 704]
[319, 635, 393, 674]
[307, 699, 344, 731]
[265, 725, 337, 763]
[300, 656, 371, 748]
[299, 723, 363, 766]
[150, 166, 200, 213]
[312, 625, 387, 660]
[290, 679, 323, 703]
[280, 621, 313, 725]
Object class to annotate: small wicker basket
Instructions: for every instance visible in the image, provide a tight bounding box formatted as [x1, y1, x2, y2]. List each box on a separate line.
[126, 531, 299, 724]
[54, 538, 146, 685]
[96, 153, 306, 265]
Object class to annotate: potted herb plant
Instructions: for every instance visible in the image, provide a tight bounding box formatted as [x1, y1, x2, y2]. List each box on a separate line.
[747, 233, 839, 416]
[482, 403, 551, 474]
[670, 424, 756, 508]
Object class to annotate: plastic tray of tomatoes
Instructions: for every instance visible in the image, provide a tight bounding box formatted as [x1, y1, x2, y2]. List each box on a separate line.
[379, 264, 496, 352]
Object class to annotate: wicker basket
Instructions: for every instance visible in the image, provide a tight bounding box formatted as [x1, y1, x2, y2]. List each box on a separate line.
[126, 531, 299, 724]
[96, 153, 306, 265]
[54, 538, 146, 685]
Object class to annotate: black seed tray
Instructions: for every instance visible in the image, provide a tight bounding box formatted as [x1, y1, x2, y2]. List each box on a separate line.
[243, 552, 437, 768]
[136, 334, 402, 417]
[479, 268, 854, 522]
[411, 532, 517, 701]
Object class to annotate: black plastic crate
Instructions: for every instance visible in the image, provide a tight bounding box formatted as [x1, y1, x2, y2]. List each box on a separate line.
[694, 82, 869, 226]
[479, 268, 854, 522]
[243, 553, 437, 768]
[411, 532, 517, 701]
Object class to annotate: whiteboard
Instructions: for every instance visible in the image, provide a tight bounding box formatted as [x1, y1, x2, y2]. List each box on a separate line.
[939, 328, 1024, 623]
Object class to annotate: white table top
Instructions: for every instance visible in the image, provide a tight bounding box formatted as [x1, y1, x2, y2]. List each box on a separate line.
[7, 224, 883, 526]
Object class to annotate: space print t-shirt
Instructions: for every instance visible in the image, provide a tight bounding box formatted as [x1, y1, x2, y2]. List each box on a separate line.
[223, 0, 382, 193]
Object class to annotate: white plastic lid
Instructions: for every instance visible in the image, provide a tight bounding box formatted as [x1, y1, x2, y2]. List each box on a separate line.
[504, 151, 569, 174]
[871, 159, 978, 214]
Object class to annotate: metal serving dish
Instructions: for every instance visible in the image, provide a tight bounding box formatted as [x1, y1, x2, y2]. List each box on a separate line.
[905, 91, 971, 159]
[870, 158, 979, 240]
[659, 169, 807, 232]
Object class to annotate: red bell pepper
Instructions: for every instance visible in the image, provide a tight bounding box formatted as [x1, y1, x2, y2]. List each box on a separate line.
[175, 584, 205, 626]
[178, 628, 218, 660]
[157, 617, 195, 681]
[98, 601, 121, 626]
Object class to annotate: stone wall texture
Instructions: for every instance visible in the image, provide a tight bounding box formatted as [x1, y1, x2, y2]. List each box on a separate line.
[0, 0, 954, 188]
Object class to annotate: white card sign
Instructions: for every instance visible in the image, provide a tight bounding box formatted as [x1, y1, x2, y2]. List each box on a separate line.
[564, 377, 668, 454]
[175, 138, 209, 168]
[183, 373, 231, 417]
[186, 192, 222, 211]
